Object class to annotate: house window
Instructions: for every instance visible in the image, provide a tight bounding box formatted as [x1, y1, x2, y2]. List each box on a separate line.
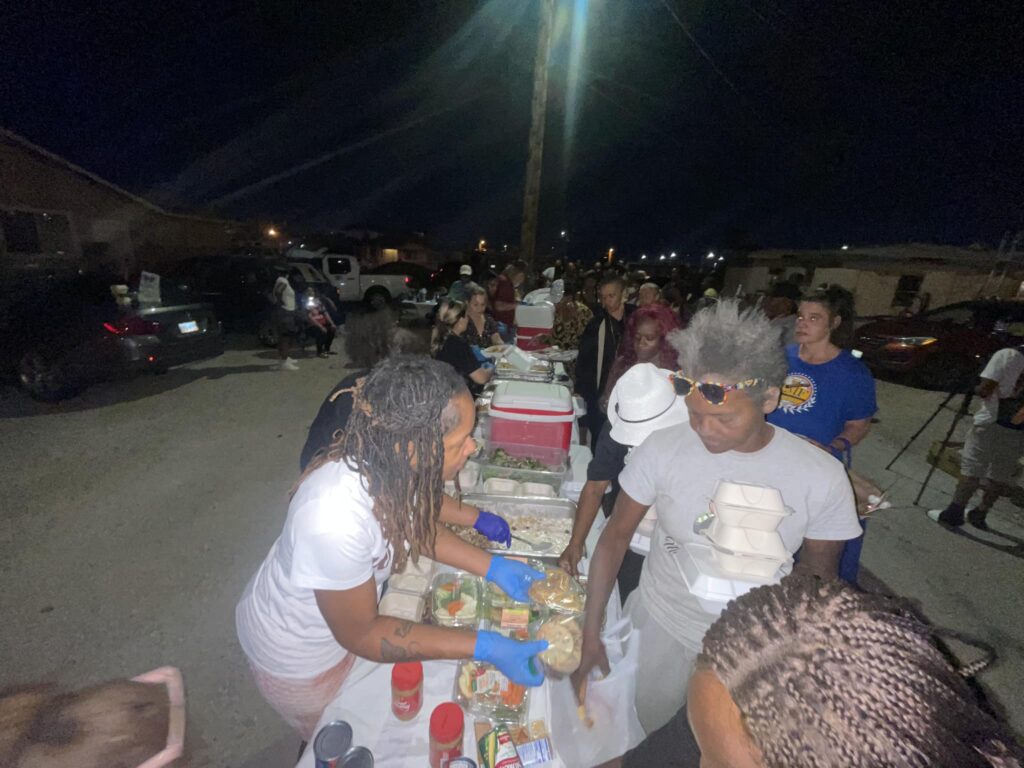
[0, 210, 73, 255]
[1, 210, 40, 253]
[382, 248, 399, 263]
[892, 275, 923, 307]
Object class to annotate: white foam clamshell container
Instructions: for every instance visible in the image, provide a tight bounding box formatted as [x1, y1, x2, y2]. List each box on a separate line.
[704, 518, 789, 560]
[711, 480, 791, 531]
[673, 542, 784, 615]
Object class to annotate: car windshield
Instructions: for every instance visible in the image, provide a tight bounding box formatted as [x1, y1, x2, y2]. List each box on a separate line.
[924, 304, 974, 326]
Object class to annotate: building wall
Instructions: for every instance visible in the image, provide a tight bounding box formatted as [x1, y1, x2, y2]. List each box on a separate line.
[0, 136, 242, 276]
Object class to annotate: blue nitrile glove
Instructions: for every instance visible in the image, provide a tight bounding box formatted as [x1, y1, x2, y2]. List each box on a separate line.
[473, 510, 511, 547]
[474, 630, 548, 686]
[486, 555, 544, 602]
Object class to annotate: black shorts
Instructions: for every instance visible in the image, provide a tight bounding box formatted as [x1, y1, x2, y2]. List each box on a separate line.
[274, 308, 300, 337]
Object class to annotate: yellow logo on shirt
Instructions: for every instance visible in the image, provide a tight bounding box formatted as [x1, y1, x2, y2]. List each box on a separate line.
[779, 373, 816, 413]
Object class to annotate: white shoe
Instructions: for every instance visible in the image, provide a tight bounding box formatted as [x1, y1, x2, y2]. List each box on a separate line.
[281, 358, 299, 371]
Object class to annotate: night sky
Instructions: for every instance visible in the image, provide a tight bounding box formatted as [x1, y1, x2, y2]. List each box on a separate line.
[2, 0, 1022, 256]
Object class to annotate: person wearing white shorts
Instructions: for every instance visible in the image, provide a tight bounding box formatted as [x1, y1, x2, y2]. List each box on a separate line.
[929, 346, 1024, 530]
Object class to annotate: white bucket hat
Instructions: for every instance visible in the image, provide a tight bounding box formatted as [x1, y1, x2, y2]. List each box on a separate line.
[608, 363, 689, 446]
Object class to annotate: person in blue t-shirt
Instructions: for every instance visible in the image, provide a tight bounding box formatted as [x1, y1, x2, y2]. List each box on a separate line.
[767, 286, 877, 584]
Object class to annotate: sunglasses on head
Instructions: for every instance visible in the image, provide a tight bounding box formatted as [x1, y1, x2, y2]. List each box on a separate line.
[669, 373, 764, 405]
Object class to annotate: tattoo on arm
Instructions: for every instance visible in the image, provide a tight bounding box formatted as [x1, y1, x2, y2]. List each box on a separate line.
[380, 636, 423, 662]
[395, 619, 413, 638]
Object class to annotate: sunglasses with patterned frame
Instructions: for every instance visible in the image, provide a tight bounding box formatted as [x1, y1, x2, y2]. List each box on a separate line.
[668, 373, 765, 405]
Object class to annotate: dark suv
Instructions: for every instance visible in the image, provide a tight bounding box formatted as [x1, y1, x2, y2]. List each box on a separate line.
[855, 299, 1024, 390]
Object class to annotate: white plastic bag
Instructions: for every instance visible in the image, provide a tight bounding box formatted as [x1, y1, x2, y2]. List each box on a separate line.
[548, 617, 645, 767]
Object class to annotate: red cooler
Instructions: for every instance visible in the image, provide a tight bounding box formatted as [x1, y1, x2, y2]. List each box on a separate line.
[488, 380, 574, 452]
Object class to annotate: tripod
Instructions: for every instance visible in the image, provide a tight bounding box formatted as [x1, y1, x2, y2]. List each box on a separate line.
[886, 388, 975, 505]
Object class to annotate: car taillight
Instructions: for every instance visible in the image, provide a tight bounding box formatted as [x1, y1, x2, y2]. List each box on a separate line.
[405, 276, 411, 284]
[103, 317, 163, 336]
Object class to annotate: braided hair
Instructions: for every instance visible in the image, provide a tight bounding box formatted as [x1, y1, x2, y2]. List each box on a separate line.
[300, 355, 469, 574]
[699, 575, 1023, 768]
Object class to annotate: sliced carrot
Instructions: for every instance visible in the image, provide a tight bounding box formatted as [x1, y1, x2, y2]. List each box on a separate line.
[447, 600, 465, 616]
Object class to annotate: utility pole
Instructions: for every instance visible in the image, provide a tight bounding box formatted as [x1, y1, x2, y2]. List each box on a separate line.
[519, 0, 555, 277]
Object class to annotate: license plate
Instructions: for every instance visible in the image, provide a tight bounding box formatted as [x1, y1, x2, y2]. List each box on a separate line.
[178, 320, 199, 334]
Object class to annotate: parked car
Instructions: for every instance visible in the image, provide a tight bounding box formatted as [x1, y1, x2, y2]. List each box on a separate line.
[855, 299, 1024, 390]
[287, 247, 412, 307]
[2, 273, 223, 401]
[367, 260, 435, 292]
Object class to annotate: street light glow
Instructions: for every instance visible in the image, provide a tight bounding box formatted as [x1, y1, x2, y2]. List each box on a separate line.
[641, 254, 647, 260]
[841, 244, 850, 250]
[560, 230, 566, 237]
[659, 254, 666, 261]
[706, 251, 715, 260]
[266, 227, 278, 238]
[670, 252, 677, 259]
[717, 256, 725, 262]
[478, 239, 487, 250]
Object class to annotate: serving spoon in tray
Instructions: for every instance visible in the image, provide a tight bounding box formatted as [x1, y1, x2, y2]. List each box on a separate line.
[510, 533, 553, 553]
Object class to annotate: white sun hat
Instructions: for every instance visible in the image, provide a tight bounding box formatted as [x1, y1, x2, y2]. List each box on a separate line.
[607, 362, 689, 446]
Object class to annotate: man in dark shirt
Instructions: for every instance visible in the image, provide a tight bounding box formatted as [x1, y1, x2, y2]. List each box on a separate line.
[575, 274, 635, 445]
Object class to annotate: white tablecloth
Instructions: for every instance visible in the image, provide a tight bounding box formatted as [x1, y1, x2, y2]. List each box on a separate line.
[296, 586, 622, 768]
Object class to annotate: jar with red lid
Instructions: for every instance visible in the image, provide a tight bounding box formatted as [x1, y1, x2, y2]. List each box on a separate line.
[428, 702, 464, 768]
[391, 662, 423, 721]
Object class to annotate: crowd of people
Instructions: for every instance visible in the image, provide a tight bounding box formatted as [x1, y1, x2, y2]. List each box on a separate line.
[18, 258, 1022, 767]
[242, 257, 1020, 765]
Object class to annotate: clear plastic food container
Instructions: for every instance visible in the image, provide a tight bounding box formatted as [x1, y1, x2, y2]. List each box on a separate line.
[430, 572, 484, 628]
[479, 443, 569, 494]
[454, 660, 530, 724]
[485, 583, 537, 641]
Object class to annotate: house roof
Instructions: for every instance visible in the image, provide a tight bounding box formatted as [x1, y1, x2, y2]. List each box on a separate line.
[1, 127, 236, 226]
[746, 242, 1009, 268]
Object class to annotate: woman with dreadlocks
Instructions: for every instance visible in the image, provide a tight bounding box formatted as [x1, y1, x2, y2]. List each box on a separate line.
[603, 575, 1024, 767]
[236, 356, 548, 739]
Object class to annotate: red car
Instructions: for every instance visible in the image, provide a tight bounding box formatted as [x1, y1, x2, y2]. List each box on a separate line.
[855, 299, 1024, 391]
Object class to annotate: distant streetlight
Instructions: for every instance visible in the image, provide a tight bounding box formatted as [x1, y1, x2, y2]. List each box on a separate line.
[659, 254, 666, 261]
[479, 239, 487, 251]
[706, 251, 715, 260]
[841, 244, 850, 250]
[641, 254, 647, 260]
[670, 252, 677, 259]
[560, 230, 567, 238]
[607, 247, 615, 263]
[266, 227, 279, 238]
[717, 256, 725, 262]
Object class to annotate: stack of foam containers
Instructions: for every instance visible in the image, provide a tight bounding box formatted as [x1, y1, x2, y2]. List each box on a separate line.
[704, 481, 791, 578]
[674, 480, 792, 615]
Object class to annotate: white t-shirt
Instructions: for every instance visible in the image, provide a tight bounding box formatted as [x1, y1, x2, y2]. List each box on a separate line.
[974, 348, 1024, 426]
[274, 276, 296, 312]
[619, 423, 861, 649]
[236, 461, 393, 678]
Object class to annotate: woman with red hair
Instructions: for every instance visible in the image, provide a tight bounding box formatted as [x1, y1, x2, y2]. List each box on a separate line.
[599, 303, 682, 413]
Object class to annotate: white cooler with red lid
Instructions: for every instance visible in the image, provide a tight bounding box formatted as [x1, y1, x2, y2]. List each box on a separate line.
[514, 301, 555, 351]
[488, 380, 575, 452]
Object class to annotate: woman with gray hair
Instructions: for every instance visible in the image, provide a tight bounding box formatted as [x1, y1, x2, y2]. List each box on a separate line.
[573, 299, 862, 735]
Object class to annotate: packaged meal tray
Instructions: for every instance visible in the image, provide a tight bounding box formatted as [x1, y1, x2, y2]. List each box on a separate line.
[455, 660, 530, 724]
[431, 572, 484, 628]
[532, 612, 583, 675]
[528, 565, 586, 614]
[485, 583, 539, 641]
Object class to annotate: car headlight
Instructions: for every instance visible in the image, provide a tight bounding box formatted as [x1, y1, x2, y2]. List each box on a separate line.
[891, 336, 937, 347]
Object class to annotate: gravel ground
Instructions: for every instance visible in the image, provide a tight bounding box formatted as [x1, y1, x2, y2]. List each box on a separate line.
[1, 341, 1022, 767]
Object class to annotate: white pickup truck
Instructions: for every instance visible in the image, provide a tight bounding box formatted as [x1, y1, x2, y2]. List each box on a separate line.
[287, 247, 411, 307]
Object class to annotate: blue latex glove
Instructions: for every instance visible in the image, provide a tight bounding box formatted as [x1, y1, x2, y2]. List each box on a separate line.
[486, 556, 544, 602]
[474, 630, 548, 686]
[473, 510, 511, 547]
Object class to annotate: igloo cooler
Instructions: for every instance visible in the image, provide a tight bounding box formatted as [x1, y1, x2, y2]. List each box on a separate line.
[488, 380, 575, 452]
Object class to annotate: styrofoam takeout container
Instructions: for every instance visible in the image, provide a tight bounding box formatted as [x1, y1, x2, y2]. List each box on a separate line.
[711, 480, 791, 531]
[521, 482, 556, 498]
[673, 542, 780, 615]
[379, 590, 425, 621]
[483, 477, 521, 496]
[709, 545, 789, 579]
[704, 518, 789, 560]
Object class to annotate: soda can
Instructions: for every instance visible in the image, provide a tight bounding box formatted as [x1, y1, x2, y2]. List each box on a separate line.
[340, 745, 374, 768]
[313, 720, 353, 768]
[444, 759, 478, 768]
